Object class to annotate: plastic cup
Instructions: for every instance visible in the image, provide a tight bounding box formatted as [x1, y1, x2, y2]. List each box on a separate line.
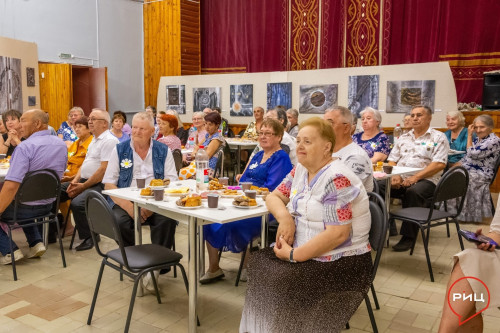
[136, 178, 146, 189]
[153, 189, 164, 201]
[244, 190, 257, 199]
[219, 177, 229, 186]
[383, 165, 393, 174]
[240, 182, 252, 191]
[207, 193, 219, 208]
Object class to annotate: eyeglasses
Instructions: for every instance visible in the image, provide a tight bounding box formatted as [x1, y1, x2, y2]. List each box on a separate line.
[88, 117, 106, 122]
[257, 132, 276, 137]
[325, 119, 349, 126]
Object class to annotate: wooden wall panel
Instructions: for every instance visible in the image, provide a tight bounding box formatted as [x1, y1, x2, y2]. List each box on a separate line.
[38, 63, 73, 130]
[144, 0, 200, 108]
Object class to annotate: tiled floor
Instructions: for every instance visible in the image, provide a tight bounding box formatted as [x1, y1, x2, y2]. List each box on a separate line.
[1, 195, 500, 333]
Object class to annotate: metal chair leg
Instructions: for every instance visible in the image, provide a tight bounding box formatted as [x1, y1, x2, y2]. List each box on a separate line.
[365, 294, 378, 333]
[54, 218, 67, 268]
[235, 245, 248, 287]
[172, 237, 177, 278]
[345, 322, 350, 329]
[370, 283, 380, 310]
[125, 276, 141, 333]
[150, 271, 162, 304]
[8, 227, 17, 281]
[88, 259, 106, 325]
[455, 220, 465, 250]
[69, 228, 77, 250]
[61, 203, 72, 238]
[445, 217, 450, 237]
[420, 228, 434, 282]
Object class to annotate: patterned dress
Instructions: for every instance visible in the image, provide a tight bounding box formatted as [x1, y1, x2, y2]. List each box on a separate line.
[158, 134, 182, 151]
[240, 160, 372, 333]
[57, 121, 78, 142]
[352, 131, 391, 158]
[449, 133, 500, 222]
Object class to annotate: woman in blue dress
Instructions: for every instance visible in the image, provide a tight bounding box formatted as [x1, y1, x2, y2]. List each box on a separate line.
[444, 110, 468, 166]
[200, 119, 293, 284]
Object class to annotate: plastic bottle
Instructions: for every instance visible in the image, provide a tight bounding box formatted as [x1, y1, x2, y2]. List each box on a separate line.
[187, 127, 197, 149]
[195, 145, 209, 191]
[393, 124, 403, 143]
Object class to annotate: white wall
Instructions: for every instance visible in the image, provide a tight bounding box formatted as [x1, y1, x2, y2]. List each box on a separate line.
[158, 62, 457, 128]
[0, 0, 144, 113]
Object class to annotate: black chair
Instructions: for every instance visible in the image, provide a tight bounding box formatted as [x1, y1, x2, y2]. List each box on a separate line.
[280, 143, 290, 154]
[172, 149, 183, 174]
[346, 192, 388, 333]
[372, 177, 380, 195]
[4, 169, 66, 281]
[85, 191, 192, 333]
[212, 150, 224, 179]
[389, 166, 468, 282]
[489, 154, 500, 215]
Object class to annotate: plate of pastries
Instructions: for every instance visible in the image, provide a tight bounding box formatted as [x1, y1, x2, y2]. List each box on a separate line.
[232, 196, 261, 209]
[149, 178, 170, 189]
[250, 186, 270, 196]
[221, 189, 243, 197]
[208, 178, 225, 190]
[176, 194, 203, 209]
[165, 187, 191, 196]
[139, 187, 154, 198]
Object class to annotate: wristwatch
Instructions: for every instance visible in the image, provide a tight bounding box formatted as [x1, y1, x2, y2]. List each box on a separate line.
[289, 248, 297, 263]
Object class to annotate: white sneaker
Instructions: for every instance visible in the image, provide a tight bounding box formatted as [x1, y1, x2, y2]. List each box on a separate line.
[0, 249, 24, 265]
[27, 242, 46, 259]
[239, 268, 248, 282]
[142, 270, 160, 294]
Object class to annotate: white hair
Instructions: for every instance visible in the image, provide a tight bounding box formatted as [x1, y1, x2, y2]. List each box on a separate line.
[360, 107, 382, 129]
[133, 111, 154, 128]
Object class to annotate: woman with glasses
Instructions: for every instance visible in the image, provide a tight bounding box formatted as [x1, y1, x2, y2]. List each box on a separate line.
[57, 107, 84, 148]
[185, 111, 207, 150]
[200, 119, 293, 284]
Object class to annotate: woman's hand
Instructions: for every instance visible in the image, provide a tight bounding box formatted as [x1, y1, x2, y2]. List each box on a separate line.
[475, 228, 498, 252]
[275, 214, 296, 246]
[273, 235, 293, 261]
[467, 124, 475, 136]
[235, 174, 243, 182]
[8, 129, 20, 146]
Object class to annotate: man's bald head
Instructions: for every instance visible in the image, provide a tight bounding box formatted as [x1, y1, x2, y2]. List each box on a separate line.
[20, 109, 49, 138]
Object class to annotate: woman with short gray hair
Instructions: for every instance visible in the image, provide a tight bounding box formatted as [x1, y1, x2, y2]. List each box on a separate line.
[352, 107, 391, 163]
[57, 106, 84, 148]
[444, 110, 468, 165]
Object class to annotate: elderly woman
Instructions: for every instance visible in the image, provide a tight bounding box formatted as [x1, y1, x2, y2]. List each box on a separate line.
[165, 109, 189, 145]
[185, 111, 207, 149]
[57, 106, 84, 148]
[200, 119, 293, 283]
[352, 107, 391, 163]
[62, 116, 93, 183]
[157, 114, 182, 151]
[0, 110, 24, 156]
[242, 106, 264, 140]
[444, 110, 468, 165]
[179, 112, 225, 179]
[439, 195, 500, 333]
[110, 112, 130, 143]
[240, 118, 372, 332]
[449, 115, 500, 222]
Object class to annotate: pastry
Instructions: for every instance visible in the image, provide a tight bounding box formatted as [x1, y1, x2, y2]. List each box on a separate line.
[150, 179, 164, 186]
[176, 194, 201, 207]
[140, 187, 152, 196]
[209, 179, 224, 190]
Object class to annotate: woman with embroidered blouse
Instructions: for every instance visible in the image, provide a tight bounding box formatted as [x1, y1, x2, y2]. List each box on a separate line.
[352, 107, 391, 163]
[240, 117, 372, 333]
[200, 119, 293, 284]
[448, 115, 500, 222]
[57, 107, 84, 148]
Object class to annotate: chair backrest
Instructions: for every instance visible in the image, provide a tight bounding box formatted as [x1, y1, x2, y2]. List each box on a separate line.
[85, 191, 131, 268]
[227, 128, 235, 138]
[14, 169, 61, 219]
[213, 149, 224, 179]
[490, 154, 500, 185]
[367, 192, 388, 279]
[372, 178, 380, 195]
[280, 143, 290, 154]
[172, 149, 183, 173]
[238, 129, 246, 137]
[432, 166, 469, 219]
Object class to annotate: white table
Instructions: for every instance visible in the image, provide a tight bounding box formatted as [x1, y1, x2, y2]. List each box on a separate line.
[225, 138, 259, 174]
[0, 167, 8, 182]
[102, 180, 269, 333]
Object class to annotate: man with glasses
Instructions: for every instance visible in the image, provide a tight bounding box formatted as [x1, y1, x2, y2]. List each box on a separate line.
[324, 106, 373, 192]
[379, 105, 449, 252]
[60, 108, 119, 251]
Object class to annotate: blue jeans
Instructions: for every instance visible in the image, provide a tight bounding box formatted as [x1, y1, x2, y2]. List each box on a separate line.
[0, 202, 52, 255]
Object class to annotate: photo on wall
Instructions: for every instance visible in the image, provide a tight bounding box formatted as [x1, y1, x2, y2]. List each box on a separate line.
[348, 75, 379, 117]
[26, 67, 35, 87]
[0, 56, 23, 113]
[166, 85, 186, 114]
[386, 80, 436, 113]
[230, 84, 253, 116]
[267, 82, 292, 110]
[193, 87, 221, 112]
[299, 84, 338, 114]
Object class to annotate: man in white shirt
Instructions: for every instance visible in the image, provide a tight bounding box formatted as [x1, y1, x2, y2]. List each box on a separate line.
[60, 109, 119, 251]
[324, 106, 374, 192]
[103, 112, 178, 250]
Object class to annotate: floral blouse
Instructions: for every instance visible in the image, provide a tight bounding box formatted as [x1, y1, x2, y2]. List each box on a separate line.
[460, 133, 500, 180]
[352, 131, 391, 158]
[57, 121, 78, 142]
[158, 134, 182, 151]
[276, 160, 371, 262]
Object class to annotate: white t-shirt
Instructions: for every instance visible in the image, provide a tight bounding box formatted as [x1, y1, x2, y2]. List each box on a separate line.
[80, 130, 119, 179]
[103, 139, 178, 187]
[332, 142, 374, 192]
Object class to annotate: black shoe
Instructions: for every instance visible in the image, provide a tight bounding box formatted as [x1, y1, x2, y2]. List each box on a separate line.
[389, 220, 398, 237]
[392, 236, 414, 252]
[75, 237, 94, 251]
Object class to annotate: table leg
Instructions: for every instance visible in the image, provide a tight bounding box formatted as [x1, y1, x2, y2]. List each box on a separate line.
[384, 178, 391, 217]
[236, 146, 242, 176]
[260, 215, 268, 249]
[198, 223, 205, 278]
[188, 216, 198, 333]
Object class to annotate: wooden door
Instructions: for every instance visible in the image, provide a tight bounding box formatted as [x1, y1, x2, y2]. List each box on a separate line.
[38, 63, 73, 130]
[89, 67, 108, 111]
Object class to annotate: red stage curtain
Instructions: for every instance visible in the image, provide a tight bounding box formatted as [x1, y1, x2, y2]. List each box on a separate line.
[201, 0, 288, 73]
[382, 0, 500, 103]
[319, 0, 345, 69]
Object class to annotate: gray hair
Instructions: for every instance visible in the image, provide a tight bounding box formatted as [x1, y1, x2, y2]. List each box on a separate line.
[92, 108, 110, 124]
[325, 106, 352, 124]
[412, 105, 433, 116]
[192, 111, 205, 121]
[133, 111, 154, 128]
[473, 114, 494, 129]
[286, 108, 299, 119]
[166, 109, 184, 128]
[69, 106, 84, 116]
[360, 107, 382, 129]
[446, 110, 465, 127]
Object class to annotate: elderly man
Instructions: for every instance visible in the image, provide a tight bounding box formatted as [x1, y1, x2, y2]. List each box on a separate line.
[380, 105, 449, 251]
[0, 109, 67, 264]
[103, 112, 178, 249]
[203, 107, 213, 114]
[60, 109, 119, 251]
[286, 108, 299, 138]
[324, 106, 374, 192]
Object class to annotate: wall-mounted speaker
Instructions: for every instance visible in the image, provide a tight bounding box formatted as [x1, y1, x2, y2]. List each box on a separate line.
[483, 73, 500, 109]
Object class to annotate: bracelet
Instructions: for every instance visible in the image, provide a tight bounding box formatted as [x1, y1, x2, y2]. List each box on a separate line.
[289, 248, 297, 263]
